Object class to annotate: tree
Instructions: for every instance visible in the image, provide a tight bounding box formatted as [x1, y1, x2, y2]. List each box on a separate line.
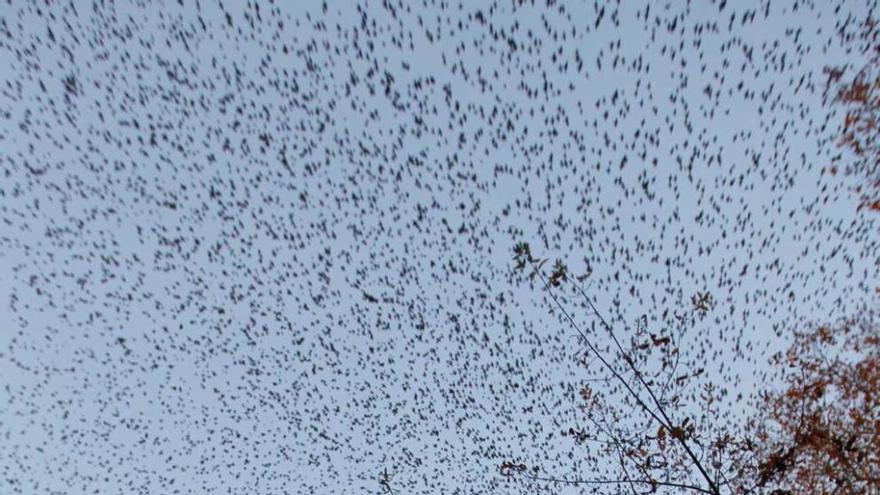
[504, 242, 879, 494]
[825, 17, 880, 212]
[746, 311, 880, 494]
[504, 242, 745, 494]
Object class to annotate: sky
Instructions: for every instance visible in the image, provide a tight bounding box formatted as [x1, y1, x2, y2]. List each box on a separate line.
[1, 1, 878, 494]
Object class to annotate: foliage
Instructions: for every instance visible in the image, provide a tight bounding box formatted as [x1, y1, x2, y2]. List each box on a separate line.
[825, 17, 880, 212]
[747, 313, 880, 494]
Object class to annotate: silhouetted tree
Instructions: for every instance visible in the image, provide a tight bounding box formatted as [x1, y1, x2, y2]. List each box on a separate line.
[506, 242, 878, 495]
[506, 242, 733, 494]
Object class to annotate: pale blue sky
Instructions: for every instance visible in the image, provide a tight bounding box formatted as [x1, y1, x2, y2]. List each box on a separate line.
[1, 1, 878, 493]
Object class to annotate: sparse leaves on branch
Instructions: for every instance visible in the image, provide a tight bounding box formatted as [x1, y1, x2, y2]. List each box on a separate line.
[509, 242, 724, 494]
[507, 241, 877, 495]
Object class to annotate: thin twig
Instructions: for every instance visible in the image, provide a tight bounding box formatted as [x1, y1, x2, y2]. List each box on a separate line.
[567, 274, 722, 495]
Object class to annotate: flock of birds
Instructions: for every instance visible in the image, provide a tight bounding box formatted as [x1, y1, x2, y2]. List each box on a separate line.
[1, 1, 878, 493]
